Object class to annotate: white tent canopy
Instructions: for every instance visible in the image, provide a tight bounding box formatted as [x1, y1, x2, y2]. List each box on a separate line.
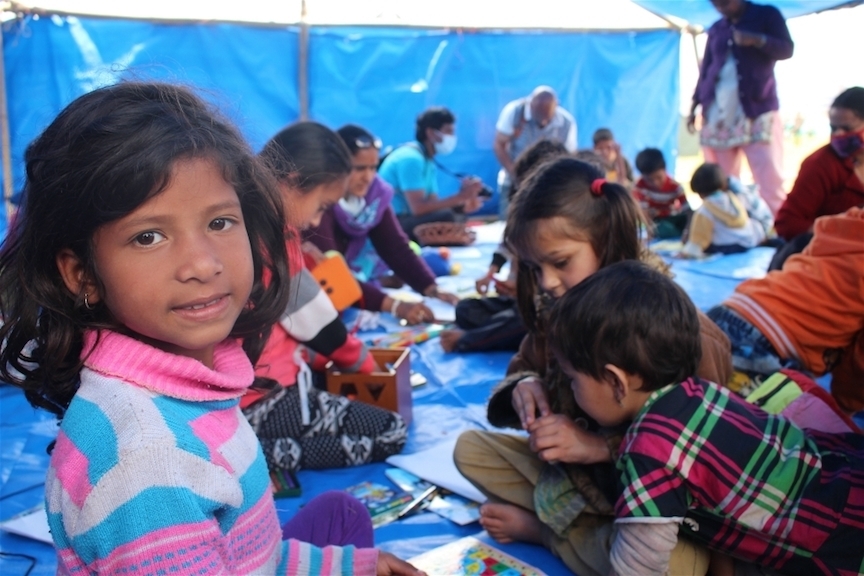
[5, 0, 678, 29]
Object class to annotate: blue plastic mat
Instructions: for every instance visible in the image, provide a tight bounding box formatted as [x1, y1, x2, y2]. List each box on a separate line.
[0, 229, 856, 575]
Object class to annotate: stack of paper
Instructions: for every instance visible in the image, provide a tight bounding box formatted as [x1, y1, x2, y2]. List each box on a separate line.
[386, 439, 486, 504]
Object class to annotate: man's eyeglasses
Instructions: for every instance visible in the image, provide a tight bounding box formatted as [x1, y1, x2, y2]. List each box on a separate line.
[355, 136, 382, 149]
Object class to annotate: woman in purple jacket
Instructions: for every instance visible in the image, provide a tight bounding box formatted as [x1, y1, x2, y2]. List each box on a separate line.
[303, 124, 459, 325]
[687, 0, 793, 215]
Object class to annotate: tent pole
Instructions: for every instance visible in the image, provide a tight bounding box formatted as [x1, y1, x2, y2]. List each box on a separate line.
[0, 21, 14, 223]
[298, 0, 309, 121]
[690, 28, 702, 69]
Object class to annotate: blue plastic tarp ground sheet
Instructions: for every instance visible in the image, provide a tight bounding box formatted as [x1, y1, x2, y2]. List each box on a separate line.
[308, 26, 681, 214]
[666, 246, 776, 311]
[1, 15, 301, 207]
[0, 386, 56, 575]
[632, 0, 861, 29]
[2, 227, 861, 575]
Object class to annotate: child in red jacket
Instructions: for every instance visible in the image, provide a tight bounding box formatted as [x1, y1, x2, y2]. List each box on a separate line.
[632, 148, 691, 238]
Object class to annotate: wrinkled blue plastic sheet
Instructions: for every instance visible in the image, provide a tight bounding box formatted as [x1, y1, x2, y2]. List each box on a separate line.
[2, 229, 859, 575]
[668, 247, 775, 312]
[1, 14, 301, 218]
[307, 26, 681, 214]
[632, 0, 861, 29]
[2, 14, 680, 224]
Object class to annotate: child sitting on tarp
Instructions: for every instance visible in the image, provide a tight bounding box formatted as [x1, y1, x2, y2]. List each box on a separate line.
[440, 139, 568, 353]
[631, 147, 691, 238]
[727, 175, 775, 242]
[681, 163, 766, 257]
[547, 261, 864, 576]
[707, 207, 864, 413]
[592, 128, 633, 188]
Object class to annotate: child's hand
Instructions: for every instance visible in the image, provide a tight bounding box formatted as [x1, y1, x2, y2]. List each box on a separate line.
[475, 265, 500, 295]
[376, 551, 426, 576]
[476, 275, 494, 295]
[527, 414, 612, 464]
[493, 278, 516, 298]
[512, 377, 550, 429]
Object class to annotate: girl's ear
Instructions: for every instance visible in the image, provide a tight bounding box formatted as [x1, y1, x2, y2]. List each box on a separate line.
[56, 248, 100, 304]
[604, 363, 632, 406]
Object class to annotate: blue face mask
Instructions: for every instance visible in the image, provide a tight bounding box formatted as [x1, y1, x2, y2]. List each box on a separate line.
[830, 127, 864, 158]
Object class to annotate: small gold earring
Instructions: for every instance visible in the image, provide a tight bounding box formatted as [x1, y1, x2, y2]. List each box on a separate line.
[84, 293, 94, 310]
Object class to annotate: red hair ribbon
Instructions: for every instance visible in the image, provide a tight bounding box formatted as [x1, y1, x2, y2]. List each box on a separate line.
[590, 178, 606, 196]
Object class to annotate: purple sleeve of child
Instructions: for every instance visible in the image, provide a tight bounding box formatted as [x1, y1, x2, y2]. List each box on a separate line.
[368, 206, 437, 294]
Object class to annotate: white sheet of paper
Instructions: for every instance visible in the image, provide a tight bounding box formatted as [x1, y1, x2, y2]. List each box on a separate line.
[0, 506, 52, 544]
[469, 221, 505, 245]
[423, 297, 456, 323]
[386, 439, 487, 504]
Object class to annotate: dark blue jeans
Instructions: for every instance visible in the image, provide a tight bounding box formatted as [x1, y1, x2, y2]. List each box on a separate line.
[707, 304, 799, 375]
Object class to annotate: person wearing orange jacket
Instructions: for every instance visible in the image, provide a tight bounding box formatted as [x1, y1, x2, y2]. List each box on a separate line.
[708, 206, 864, 413]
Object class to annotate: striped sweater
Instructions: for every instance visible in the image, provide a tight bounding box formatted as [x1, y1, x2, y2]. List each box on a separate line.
[246, 237, 375, 408]
[45, 330, 378, 575]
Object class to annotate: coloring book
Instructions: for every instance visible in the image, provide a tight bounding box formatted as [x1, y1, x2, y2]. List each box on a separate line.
[409, 536, 546, 576]
[344, 481, 413, 527]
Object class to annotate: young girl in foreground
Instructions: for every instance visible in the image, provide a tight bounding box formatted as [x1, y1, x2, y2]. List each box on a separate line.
[548, 261, 864, 576]
[0, 82, 419, 575]
[454, 157, 733, 575]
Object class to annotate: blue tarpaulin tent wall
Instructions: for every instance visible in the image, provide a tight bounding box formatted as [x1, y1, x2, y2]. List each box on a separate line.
[1, 13, 680, 233]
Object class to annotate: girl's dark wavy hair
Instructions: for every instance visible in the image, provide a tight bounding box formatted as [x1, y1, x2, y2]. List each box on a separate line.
[0, 82, 291, 418]
[505, 157, 647, 333]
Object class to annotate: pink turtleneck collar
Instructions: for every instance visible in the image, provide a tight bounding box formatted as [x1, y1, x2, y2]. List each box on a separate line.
[82, 330, 254, 402]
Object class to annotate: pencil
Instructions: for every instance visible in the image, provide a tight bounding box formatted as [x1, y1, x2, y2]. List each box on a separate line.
[396, 485, 438, 519]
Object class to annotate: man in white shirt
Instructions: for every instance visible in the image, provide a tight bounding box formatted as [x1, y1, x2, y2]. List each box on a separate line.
[493, 86, 577, 217]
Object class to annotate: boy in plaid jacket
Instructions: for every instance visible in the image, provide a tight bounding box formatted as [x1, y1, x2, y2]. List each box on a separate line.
[549, 261, 864, 576]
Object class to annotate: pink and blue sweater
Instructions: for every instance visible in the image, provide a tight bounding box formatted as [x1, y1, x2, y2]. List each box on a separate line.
[45, 330, 379, 575]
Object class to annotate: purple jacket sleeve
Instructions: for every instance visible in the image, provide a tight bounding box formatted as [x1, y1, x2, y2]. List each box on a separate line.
[756, 4, 793, 61]
[742, 6, 795, 60]
[368, 206, 437, 298]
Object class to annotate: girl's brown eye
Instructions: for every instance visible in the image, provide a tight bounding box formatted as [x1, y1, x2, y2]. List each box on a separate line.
[134, 231, 164, 246]
[209, 218, 237, 232]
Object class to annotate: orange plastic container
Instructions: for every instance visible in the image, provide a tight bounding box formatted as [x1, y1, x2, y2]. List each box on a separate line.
[310, 251, 362, 311]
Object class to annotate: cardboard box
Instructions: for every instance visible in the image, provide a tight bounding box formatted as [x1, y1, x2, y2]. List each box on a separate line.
[326, 348, 413, 424]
